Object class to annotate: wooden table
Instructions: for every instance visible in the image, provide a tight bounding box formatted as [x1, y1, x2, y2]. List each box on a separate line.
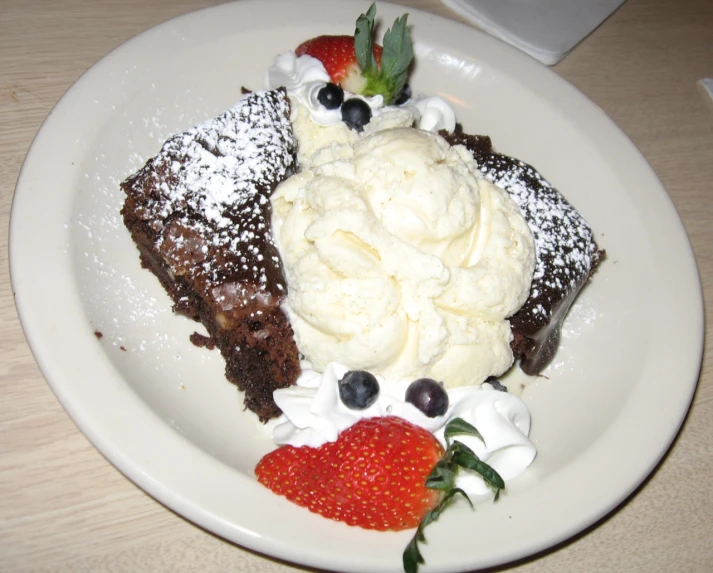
[2, 0, 712, 571]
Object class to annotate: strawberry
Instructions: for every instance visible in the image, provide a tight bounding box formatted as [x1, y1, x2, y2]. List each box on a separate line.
[294, 3, 413, 104]
[257, 412, 508, 573]
[295, 36, 383, 91]
[255, 416, 443, 531]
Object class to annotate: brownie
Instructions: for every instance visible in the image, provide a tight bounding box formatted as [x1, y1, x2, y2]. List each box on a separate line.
[443, 125, 604, 375]
[121, 88, 300, 421]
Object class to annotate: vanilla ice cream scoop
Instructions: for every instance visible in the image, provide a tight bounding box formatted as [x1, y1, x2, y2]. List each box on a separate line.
[354, 128, 480, 266]
[271, 127, 535, 387]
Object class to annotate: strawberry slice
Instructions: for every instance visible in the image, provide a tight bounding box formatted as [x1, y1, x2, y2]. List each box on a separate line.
[257, 414, 507, 573]
[295, 3, 413, 104]
[256, 416, 443, 531]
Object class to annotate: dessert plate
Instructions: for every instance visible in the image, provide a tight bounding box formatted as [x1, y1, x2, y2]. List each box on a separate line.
[9, 0, 703, 572]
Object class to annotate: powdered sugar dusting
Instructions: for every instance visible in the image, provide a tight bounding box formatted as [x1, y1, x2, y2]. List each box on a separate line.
[548, 294, 601, 373]
[70, 107, 215, 363]
[122, 89, 297, 294]
[157, 98, 292, 229]
[478, 155, 601, 329]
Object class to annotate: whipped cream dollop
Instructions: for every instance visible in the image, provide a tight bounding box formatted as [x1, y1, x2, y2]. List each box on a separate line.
[265, 51, 456, 133]
[273, 362, 536, 497]
[271, 127, 535, 386]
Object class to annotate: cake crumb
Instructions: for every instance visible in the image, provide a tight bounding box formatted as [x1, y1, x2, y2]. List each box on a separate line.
[190, 332, 216, 350]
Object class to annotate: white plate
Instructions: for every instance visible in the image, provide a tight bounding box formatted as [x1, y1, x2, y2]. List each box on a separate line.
[9, 1, 703, 572]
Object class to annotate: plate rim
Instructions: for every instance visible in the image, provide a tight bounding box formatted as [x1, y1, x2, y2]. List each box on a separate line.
[9, 0, 704, 571]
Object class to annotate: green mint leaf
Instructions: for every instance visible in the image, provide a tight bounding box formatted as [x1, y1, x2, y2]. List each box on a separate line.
[444, 417, 485, 446]
[354, 3, 377, 73]
[451, 441, 506, 493]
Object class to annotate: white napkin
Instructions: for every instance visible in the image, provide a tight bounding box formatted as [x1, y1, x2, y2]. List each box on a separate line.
[698, 79, 713, 111]
[440, 0, 627, 65]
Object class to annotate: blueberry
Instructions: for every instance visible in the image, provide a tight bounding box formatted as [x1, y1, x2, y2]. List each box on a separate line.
[394, 83, 412, 106]
[338, 370, 380, 410]
[317, 82, 344, 110]
[405, 378, 449, 418]
[341, 98, 372, 131]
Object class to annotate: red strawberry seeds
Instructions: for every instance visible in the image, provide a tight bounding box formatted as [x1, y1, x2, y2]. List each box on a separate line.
[255, 416, 444, 531]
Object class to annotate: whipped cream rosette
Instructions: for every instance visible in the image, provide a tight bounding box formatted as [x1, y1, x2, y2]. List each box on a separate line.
[272, 362, 536, 498]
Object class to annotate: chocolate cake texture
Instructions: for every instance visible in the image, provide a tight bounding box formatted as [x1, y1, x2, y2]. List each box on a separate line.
[443, 126, 604, 375]
[121, 88, 300, 421]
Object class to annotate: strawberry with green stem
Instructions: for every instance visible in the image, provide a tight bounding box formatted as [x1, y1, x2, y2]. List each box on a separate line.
[295, 3, 413, 104]
[255, 415, 504, 573]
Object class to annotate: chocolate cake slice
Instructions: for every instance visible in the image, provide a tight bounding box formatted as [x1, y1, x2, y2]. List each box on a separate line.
[121, 88, 300, 421]
[443, 126, 604, 375]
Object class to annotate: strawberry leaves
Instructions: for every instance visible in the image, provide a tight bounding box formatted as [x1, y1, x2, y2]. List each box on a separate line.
[296, 3, 413, 103]
[380, 13, 413, 100]
[403, 418, 505, 573]
[354, 3, 378, 75]
[354, 3, 413, 104]
[451, 442, 505, 501]
[444, 417, 484, 444]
